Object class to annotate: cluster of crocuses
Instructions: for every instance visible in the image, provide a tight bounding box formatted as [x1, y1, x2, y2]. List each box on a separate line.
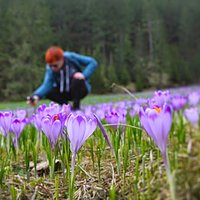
[0, 110, 27, 148]
[0, 103, 98, 154]
[0, 86, 199, 153]
[31, 103, 100, 156]
[0, 86, 199, 200]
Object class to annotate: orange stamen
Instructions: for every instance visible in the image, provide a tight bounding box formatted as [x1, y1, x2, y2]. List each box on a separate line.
[53, 115, 59, 121]
[153, 106, 161, 113]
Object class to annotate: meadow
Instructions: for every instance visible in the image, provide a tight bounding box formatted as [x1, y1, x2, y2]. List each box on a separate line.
[0, 86, 200, 200]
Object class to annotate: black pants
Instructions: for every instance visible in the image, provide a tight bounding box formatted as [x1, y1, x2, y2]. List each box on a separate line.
[46, 79, 88, 109]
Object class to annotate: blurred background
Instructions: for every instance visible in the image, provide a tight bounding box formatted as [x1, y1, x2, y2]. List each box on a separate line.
[0, 0, 200, 101]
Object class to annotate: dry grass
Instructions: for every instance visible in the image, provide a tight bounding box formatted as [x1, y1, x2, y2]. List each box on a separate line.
[0, 125, 199, 200]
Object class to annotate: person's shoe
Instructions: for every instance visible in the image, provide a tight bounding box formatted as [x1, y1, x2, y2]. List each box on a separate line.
[72, 100, 80, 110]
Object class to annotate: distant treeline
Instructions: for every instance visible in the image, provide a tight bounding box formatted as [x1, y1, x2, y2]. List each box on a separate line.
[0, 0, 200, 101]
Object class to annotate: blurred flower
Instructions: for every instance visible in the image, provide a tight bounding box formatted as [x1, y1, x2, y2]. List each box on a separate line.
[188, 92, 200, 107]
[39, 103, 61, 117]
[149, 90, 171, 108]
[37, 104, 47, 114]
[31, 105, 48, 134]
[60, 104, 71, 115]
[11, 118, 26, 140]
[184, 107, 199, 128]
[0, 111, 13, 137]
[95, 108, 105, 120]
[135, 98, 148, 106]
[129, 103, 141, 117]
[105, 108, 126, 129]
[171, 95, 187, 111]
[31, 113, 43, 135]
[16, 110, 26, 120]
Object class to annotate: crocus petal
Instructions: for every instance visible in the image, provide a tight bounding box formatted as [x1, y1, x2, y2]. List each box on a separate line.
[66, 114, 74, 142]
[146, 110, 161, 147]
[80, 117, 97, 147]
[66, 114, 86, 153]
[41, 118, 51, 138]
[0, 112, 13, 136]
[12, 119, 22, 138]
[66, 113, 97, 154]
[72, 115, 86, 153]
[51, 120, 62, 146]
[139, 108, 157, 142]
[161, 105, 172, 144]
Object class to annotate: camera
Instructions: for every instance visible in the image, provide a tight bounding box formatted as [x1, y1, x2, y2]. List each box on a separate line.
[27, 96, 36, 103]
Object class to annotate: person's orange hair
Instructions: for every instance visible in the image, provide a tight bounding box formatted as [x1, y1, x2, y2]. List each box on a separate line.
[45, 46, 64, 64]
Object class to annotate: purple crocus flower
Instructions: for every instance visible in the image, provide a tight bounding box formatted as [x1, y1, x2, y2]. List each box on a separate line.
[83, 105, 95, 116]
[184, 107, 199, 128]
[16, 110, 26, 120]
[60, 104, 72, 116]
[170, 95, 187, 111]
[32, 113, 43, 135]
[139, 104, 172, 169]
[66, 113, 97, 185]
[37, 104, 47, 114]
[41, 114, 62, 148]
[105, 111, 120, 129]
[151, 90, 171, 107]
[105, 109, 126, 129]
[135, 98, 148, 106]
[188, 92, 200, 107]
[11, 118, 26, 139]
[56, 112, 68, 138]
[0, 111, 13, 137]
[129, 103, 141, 117]
[66, 113, 97, 154]
[39, 104, 56, 117]
[11, 118, 26, 148]
[95, 108, 105, 120]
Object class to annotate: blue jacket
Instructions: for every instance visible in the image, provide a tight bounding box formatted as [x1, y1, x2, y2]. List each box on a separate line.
[33, 51, 98, 98]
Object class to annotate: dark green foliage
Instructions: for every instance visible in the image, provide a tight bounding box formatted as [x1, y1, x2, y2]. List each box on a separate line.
[0, 0, 200, 101]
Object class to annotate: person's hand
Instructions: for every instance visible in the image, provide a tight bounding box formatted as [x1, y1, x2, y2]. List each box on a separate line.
[73, 72, 85, 80]
[26, 95, 39, 106]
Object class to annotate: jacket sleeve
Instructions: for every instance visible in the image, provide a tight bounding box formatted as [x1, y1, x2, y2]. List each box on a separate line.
[67, 52, 98, 79]
[33, 65, 54, 98]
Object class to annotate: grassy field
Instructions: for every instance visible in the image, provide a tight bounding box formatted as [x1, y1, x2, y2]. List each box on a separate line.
[0, 90, 199, 199]
[0, 94, 136, 111]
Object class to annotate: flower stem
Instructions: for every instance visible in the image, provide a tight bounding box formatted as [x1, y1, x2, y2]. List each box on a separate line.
[71, 153, 76, 185]
[166, 168, 176, 200]
[69, 153, 76, 200]
[162, 151, 176, 200]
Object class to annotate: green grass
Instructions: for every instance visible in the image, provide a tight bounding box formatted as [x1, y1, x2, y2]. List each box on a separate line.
[0, 94, 133, 111]
[0, 93, 200, 199]
[0, 112, 199, 199]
